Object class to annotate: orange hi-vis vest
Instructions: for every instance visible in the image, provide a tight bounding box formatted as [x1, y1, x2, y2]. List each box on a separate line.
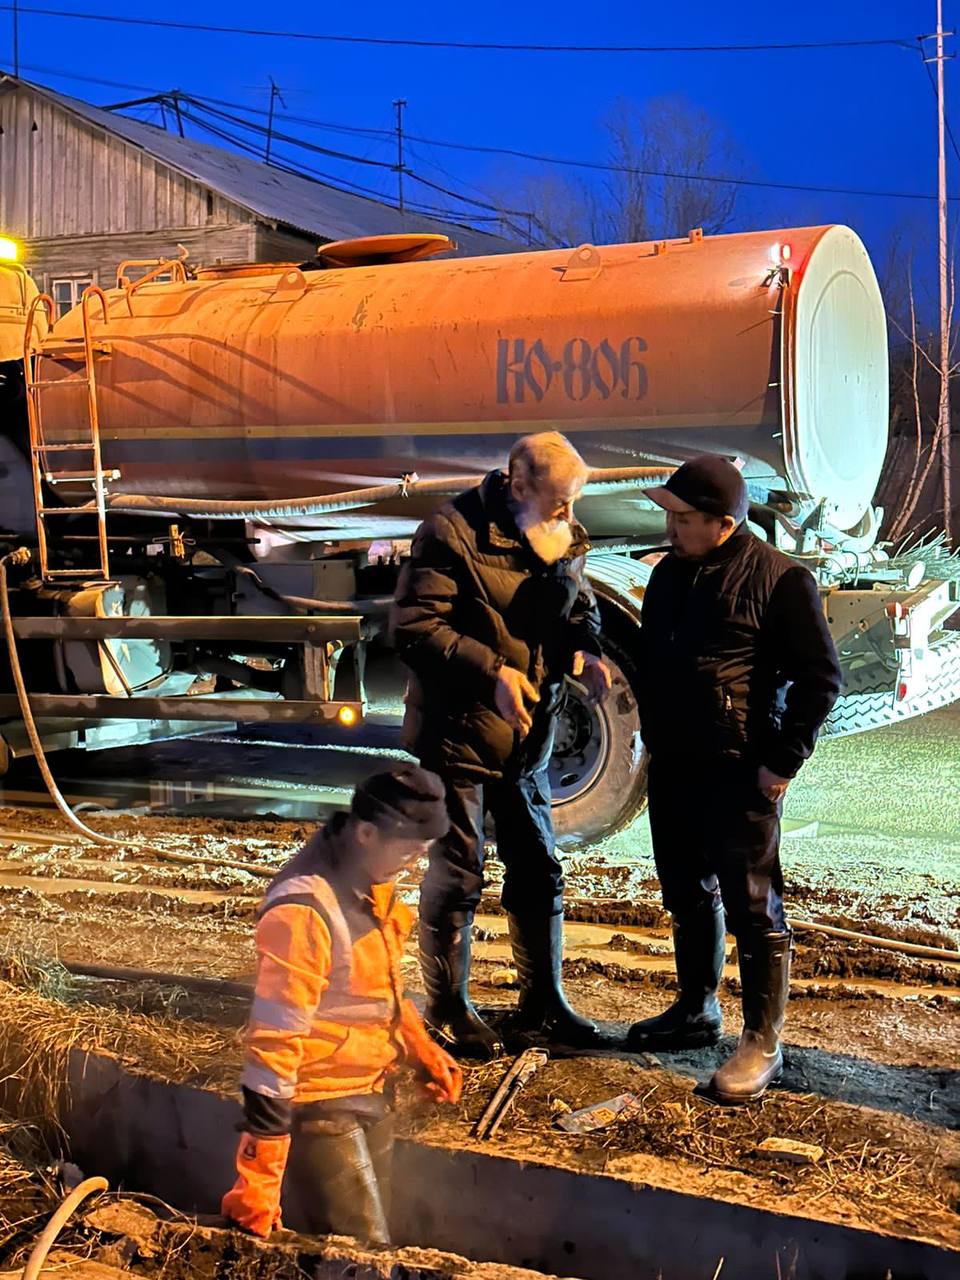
[241, 817, 413, 1105]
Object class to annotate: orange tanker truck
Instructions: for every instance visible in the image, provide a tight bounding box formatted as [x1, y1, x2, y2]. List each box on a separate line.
[1, 225, 958, 841]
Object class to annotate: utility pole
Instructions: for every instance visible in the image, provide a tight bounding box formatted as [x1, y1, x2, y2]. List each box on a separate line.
[12, 0, 19, 77]
[265, 78, 286, 165]
[924, 6, 955, 544]
[393, 98, 407, 213]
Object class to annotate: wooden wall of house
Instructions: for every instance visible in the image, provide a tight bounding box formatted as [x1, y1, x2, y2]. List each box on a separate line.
[254, 224, 320, 265]
[0, 83, 248, 239]
[22, 225, 261, 294]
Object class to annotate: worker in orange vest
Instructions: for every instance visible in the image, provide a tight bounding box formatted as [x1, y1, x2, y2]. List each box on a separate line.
[222, 766, 462, 1243]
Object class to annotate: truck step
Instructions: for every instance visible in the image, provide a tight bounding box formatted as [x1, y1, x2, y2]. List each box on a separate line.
[32, 442, 96, 451]
[45, 470, 120, 483]
[28, 378, 92, 389]
[39, 339, 112, 359]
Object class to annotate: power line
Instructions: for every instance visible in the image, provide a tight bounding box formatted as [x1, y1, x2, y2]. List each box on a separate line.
[7, 62, 958, 206]
[176, 96, 397, 169]
[0, 72, 515, 233]
[145, 91, 960, 205]
[0, 6, 918, 53]
[172, 103, 392, 199]
[399, 130, 960, 203]
[406, 168, 537, 218]
[174, 97, 531, 237]
[1, 59, 165, 93]
[171, 100, 512, 238]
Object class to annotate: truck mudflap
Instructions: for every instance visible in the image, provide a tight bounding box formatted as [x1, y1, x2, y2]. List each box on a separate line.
[825, 628, 960, 735]
[824, 573, 960, 737]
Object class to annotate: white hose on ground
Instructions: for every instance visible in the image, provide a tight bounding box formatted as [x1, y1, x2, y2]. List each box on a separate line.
[1, 550, 273, 878]
[20, 1176, 108, 1280]
[790, 918, 960, 963]
[59, 918, 959, 1003]
[566, 897, 960, 963]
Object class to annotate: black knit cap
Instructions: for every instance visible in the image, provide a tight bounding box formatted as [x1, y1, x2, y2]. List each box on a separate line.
[644, 455, 749, 524]
[351, 766, 450, 840]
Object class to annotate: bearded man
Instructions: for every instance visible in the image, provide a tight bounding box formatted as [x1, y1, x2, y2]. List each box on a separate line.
[391, 433, 611, 1056]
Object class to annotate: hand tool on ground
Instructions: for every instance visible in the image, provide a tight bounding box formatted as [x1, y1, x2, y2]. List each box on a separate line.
[473, 1047, 548, 1140]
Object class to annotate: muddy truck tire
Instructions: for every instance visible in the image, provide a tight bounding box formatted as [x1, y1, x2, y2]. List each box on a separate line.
[549, 643, 646, 847]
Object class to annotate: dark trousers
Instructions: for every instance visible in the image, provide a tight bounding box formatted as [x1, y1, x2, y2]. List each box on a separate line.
[419, 755, 564, 924]
[647, 756, 787, 936]
[283, 1101, 394, 1244]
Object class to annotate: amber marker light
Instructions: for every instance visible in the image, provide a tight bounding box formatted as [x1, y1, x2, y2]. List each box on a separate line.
[338, 705, 358, 727]
[0, 238, 19, 261]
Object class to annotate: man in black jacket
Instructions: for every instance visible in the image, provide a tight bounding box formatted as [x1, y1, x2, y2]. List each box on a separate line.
[628, 455, 842, 1103]
[391, 432, 611, 1056]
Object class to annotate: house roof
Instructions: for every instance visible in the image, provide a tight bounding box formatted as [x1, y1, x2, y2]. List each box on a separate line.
[3, 76, 517, 257]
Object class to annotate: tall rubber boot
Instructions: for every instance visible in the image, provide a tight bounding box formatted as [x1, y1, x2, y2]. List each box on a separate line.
[286, 1116, 391, 1245]
[419, 914, 502, 1058]
[626, 902, 726, 1051]
[709, 930, 791, 1105]
[506, 912, 600, 1047]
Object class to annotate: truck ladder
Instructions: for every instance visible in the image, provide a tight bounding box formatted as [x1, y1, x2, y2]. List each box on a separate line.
[23, 286, 117, 582]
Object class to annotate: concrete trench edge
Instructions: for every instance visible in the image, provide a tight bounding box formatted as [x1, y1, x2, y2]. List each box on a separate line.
[7, 1049, 958, 1280]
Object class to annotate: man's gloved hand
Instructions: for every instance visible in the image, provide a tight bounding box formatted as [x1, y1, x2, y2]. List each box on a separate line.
[221, 1132, 291, 1237]
[400, 999, 464, 1104]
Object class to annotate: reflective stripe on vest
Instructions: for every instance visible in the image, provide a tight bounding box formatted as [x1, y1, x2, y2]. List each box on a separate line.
[258, 871, 394, 1026]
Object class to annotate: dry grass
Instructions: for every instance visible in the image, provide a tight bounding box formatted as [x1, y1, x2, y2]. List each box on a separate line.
[0, 946, 241, 1141]
[0, 1112, 65, 1267]
[603, 1073, 957, 1228]
[0, 892, 256, 984]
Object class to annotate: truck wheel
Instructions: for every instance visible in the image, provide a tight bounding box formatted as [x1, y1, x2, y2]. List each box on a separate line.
[548, 647, 646, 847]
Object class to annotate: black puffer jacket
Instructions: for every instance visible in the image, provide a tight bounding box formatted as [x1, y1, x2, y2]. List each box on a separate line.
[391, 471, 602, 779]
[638, 528, 842, 778]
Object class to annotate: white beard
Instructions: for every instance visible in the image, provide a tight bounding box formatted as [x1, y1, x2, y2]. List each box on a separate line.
[516, 507, 574, 564]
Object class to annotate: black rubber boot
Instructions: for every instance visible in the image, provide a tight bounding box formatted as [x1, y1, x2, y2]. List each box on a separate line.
[626, 902, 726, 1051]
[709, 930, 791, 1105]
[419, 915, 502, 1058]
[506, 912, 600, 1047]
[286, 1114, 392, 1244]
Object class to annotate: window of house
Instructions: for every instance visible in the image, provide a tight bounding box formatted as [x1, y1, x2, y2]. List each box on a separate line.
[51, 277, 94, 319]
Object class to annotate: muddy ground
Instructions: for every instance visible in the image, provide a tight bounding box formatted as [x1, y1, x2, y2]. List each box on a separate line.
[0, 802, 956, 1263]
[0, 706, 957, 1267]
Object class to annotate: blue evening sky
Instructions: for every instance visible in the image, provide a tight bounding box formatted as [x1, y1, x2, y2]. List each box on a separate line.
[0, 2, 951, 307]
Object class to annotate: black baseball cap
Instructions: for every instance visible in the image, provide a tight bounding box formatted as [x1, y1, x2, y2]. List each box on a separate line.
[644, 455, 749, 524]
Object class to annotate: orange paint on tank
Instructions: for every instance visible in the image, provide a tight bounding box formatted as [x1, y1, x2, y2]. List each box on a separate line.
[42, 225, 887, 535]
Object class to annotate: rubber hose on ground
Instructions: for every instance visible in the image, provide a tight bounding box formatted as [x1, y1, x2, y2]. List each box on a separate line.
[791, 918, 960, 963]
[21, 1176, 108, 1280]
[0, 551, 273, 878]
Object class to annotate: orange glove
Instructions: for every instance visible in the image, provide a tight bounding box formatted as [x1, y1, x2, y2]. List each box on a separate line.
[400, 999, 463, 1104]
[221, 1132, 291, 1237]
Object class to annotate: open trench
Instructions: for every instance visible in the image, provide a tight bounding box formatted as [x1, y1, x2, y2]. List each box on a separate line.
[0, 806, 956, 1279]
